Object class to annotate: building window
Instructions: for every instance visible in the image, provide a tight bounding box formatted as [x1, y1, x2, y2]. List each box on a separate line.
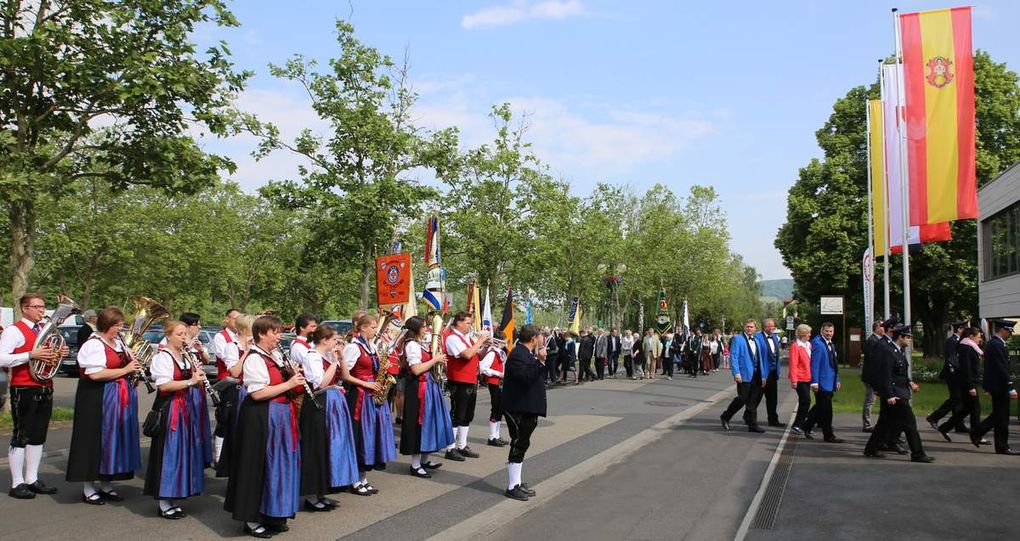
[983, 201, 1020, 281]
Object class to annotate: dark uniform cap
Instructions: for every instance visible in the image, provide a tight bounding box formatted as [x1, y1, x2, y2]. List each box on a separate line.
[994, 320, 1016, 332]
[881, 318, 899, 330]
[951, 321, 967, 329]
[891, 324, 912, 337]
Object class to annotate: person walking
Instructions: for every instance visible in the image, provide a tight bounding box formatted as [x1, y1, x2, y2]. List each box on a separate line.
[642, 329, 661, 380]
[502, 325, 548, 501]
[970, 321, 1019, 455]
[756, 319, 783, 427]
[926, 321, 968, 432]
[937, 327, 983, 442]
[621, 330, 634, 379]
[720, 319, 765, 433]
[789, 324, 813, 434]
[801, 322, 843, 443]
[860, 320, 884, 433]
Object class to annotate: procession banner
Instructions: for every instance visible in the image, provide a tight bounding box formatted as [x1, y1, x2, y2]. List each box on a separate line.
[376, 253, 412, 306]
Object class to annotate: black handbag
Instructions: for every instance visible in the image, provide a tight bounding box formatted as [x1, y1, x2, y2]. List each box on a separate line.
[143, 403, 166, 438]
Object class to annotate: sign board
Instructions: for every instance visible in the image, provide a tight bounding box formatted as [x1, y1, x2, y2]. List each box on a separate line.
[375, 253, 412, 306]
[786, 316, 795, 330]
[850, 334, 861, 342]
[820, 295, 844, 315]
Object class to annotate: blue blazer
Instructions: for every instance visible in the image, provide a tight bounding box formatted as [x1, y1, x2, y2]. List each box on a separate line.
[754, 332, 781, 377]
[729, 333, 762, 382]
[810, 335, 840, 392]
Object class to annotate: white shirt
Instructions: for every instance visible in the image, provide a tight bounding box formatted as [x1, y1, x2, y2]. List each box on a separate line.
[243, 346, 282, 393]
[405, 341, 424, 366]
[342, 338, 376, 371]
[766, 335, 776, 355]
[710, 339, 719, 355]
[151, 349, 188, 387]
[289, 337, 311, 365]
[445, 329, 471, 359]
[212, 328, 240, 370]
[302, 348, 329, 389]
[480, 349, 504, 378]
[746, 335, 758, 357]
[797, 339, 812, 352]
[0, 318, 37, 368]
[77, 335, 124, 376]
[621, 335, 634, 355]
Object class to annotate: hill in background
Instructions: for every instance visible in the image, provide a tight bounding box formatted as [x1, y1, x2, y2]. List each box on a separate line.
[759, 278, 794, 301]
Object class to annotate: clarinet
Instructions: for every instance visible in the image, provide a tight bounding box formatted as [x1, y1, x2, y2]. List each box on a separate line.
[182, 344, 220, 406]
[273, 347, 322, 410]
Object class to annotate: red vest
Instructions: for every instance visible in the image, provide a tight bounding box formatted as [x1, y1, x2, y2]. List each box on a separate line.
[445, 330, 479, 384]
[215, 328, 236, 380]
[10, 320, 52, 388]
[81, 335, 129, 378]
[483, 349, 505, 387]
[350, 341, 377, 381]
[157, 352, 189, 397]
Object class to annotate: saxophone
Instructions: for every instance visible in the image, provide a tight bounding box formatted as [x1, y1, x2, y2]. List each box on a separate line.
[371, 310, 403, 406]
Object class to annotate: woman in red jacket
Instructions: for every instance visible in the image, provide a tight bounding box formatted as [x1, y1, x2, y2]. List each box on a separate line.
[789, 324, 813, 435]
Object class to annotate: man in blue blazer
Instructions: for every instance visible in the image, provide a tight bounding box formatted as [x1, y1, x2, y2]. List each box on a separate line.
[755, 319, 784, 427]
[720, 319, 766, 433]
[801, 322, 844, 442]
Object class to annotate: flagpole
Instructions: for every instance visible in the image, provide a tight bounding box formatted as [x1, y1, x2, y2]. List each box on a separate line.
[865, 96, 876, 330]
[879, 60, 891, 319]
[893, 8, 912, 334]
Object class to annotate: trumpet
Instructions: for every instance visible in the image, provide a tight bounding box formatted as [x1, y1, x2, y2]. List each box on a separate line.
[468, 329, 507, 349]
[182, 342, 220, 406]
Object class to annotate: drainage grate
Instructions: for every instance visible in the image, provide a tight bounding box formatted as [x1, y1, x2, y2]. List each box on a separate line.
[750, 438, 798, 530]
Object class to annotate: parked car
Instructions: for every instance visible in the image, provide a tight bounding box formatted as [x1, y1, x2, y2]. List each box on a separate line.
[321, 319, 353, 337]
[58, 325, 84, 377]
[279, 332, 296, 354]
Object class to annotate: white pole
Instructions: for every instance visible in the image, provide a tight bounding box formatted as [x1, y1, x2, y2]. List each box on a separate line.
[880, 62, 892, 319]
[893, 8, 913, 354]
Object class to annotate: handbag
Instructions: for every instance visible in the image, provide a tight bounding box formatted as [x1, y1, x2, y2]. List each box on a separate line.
[143, 403, 166, 438]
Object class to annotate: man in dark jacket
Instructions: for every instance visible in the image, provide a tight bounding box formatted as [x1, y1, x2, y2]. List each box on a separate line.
[577, 328, 597, 382]
[864, 324, 933, 463]
[544, 328, 559, 385]
[970, 321, 1018, 454]
[502, 324, 547, 500]
[926, 321, 967, 432]
[938, 327, 983, 441]
[860, 320, 884, 432]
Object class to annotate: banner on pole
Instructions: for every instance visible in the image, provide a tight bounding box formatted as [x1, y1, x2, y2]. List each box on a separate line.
[376, 253, 412, 306]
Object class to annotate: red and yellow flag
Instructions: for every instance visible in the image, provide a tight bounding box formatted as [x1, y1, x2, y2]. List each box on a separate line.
[900, 6, 976, 225]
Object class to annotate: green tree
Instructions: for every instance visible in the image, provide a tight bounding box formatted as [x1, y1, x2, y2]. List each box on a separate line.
[0, 0, 250, 312]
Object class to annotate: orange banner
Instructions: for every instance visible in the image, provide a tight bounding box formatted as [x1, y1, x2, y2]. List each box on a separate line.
[901, 6, 977, 225]
[376, 253, 411, 307]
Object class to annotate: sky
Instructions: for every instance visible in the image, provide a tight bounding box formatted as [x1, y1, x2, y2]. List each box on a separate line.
[196, 1, 1020, 280]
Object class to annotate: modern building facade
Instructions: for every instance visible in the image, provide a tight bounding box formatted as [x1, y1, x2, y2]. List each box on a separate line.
[978, 160, 1020, 320]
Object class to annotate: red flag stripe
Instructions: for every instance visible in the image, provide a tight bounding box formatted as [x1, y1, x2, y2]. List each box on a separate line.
[951, 7, 977, 219]
[901, 13, 928, 225]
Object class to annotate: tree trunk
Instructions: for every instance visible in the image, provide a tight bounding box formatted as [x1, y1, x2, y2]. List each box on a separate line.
[9, 199, 36, 319]
[359, 242, 373, 309]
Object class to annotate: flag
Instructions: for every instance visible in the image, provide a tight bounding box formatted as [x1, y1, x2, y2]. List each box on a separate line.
[375, 253, 412, 306]
[482, 286, 493, 331]
[404, 263, 417, 318]
[655, 288, 671, 335]
[525, 300, 533, 325]
[900, 7, 977, 225]
[422, 214, 446, 313]
[500, 286, 515, 346]
[425, 214, 441, 267]
[877, 68, 952, 254]
[472, 284, 482, 331]
[568, 296, 581, 335]
[863, 248, 875, 331]
[682, 299, 689, 334]
[868, 98, 889, 256]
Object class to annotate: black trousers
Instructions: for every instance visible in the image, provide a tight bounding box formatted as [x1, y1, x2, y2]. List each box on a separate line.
[721, 379, 763, 428]
[803, 389, 834, 439]
[663, 356, 674, 377]
[488, 383, 503, 423]
[623, 355, 633, 378]
[764, 371, 780, 424]
[504, 412, 538, 463]
[560, 356, 573, 382]
[10, 386, 53, 447]
[885, 401, 925, 458]
[974, 392, 1011, 452]
[545, 354, 559, 382]
[449, 382, 477, 427]
[793, 382, 811, 429]
[595, 357, 606, 379]
[608, 352, 619, 376]
[929, 381, 966, 429]
[579, 356, 597, 381]
[940, 390, 980, 434]
[865, 399, 889, 454]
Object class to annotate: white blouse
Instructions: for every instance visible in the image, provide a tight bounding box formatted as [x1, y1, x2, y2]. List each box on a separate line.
[150, 350, 188, 387]
[77, 336, 124, 376]
[243, 346, 283, 393]
[342, 339, 376, 371]
[302, 349, 328, 389]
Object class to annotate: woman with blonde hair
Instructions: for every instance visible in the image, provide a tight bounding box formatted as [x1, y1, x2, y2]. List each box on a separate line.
[789, 324, 813, 435]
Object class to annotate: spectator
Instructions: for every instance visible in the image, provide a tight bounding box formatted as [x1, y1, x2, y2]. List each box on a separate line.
[789, 324, 813, 435]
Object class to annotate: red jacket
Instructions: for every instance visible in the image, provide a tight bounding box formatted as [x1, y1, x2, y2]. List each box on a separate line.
[788, 341, 812, 383]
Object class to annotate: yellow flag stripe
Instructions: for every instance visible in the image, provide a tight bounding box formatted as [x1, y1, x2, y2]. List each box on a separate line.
[918, 9, 960, 223]
[867, 99, 886, 256]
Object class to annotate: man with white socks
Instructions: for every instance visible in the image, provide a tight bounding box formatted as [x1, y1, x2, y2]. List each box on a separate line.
[501, 324, 547, 501]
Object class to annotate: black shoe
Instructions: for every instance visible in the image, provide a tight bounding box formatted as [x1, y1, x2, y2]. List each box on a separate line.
[504, 485, 529, 501]
[791, 426, 804, 436]
[81, 493, 105, 505]
[445, 449, 466, 462]
[911, 455, 935, 463]
[996, 448, 1020, 455]
[803, 430, 815, 440]
[862, 426, 874, 433]
[350, 484, 372, 496]
[409, 466, 432, 478]
[458, 446, 480, 458]
[520, 483, 536, 497]
[720, 416, 731, 431]
[938, 430, 952, 442]
[748, 426, 766, 433]
[926, 416, 939, 431]
[8, 484, 35, 499]
[880, 444, 908, 455]
[160, 506, 185, 520]
[864, 449, 886, 458]
[768, 421, 785, 428]
[97, 490, 124, 502]
[824, 437, 845, 444]
[422, 461, 442, 470]
[319, 497, 340, 509]
[265, 522, 289, 533]
[26, 480, 58, 495]
[244, 524, 272, 538]
[487, 438, 506, 447]
[969, 432, 983, 448]
[954, 428, 970, 434]
[304, 500, 331, 512]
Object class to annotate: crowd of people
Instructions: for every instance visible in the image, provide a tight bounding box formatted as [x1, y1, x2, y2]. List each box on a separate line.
[0, 294, 551, 538]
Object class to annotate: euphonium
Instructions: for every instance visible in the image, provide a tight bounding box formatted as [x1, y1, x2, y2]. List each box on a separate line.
[29, 295, 79, 382]
[121, 295, 169, 393]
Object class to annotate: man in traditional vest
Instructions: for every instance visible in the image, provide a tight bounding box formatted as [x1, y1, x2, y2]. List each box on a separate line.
[211, 307, 241, 465]
[289, 312, 318, 365]
[0, 294, 67, 499]
[443, 311, 490, 461]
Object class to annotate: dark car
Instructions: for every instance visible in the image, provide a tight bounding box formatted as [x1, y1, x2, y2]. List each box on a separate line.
[58, 325, 84, 377]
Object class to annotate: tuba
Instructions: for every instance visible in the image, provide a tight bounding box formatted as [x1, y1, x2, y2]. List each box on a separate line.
[30, 295, 80, 382]
[120, 295, 169, 393]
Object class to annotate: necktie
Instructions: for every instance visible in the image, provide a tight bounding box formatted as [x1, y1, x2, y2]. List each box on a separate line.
[33, 323, 41, 333]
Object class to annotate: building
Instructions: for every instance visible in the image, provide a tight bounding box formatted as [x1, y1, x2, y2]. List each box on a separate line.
[978, 160, 1020, 320]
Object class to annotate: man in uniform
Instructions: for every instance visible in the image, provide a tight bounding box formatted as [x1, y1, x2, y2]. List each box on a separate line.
[0, 294, 67, 498]
[864, 324, 933, 462]
[970, 321, 1019, 455]
[860, 320, 884, 432]
[289, 313, 318, 365]
[926, 321, 968, 432]
[444, 312, 490, 461]
[756, 319, 783, 427]
[211, 308, 241, 466]
[720, 319, 765, 433]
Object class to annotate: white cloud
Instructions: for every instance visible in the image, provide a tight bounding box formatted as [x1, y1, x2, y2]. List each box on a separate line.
[462, 0, 586, 29]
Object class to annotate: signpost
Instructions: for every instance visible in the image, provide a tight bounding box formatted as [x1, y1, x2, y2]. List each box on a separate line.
[820, 295, 847, 366]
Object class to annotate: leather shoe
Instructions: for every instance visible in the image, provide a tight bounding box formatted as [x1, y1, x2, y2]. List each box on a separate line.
[422, 461, 442, 470]
[97, 490, 124, 502]
[768, 421, 785, 428]
[27, 480, 58, 495]
[969, 432, 983, 448]
[881, 444, 908, 455]
[861, 426, 873, 433]
[911, 455, 935, 463]
[243, 524, 272, 538]
[995, 448, 1020, 456]
[791, 426, 804, 436]
[304, 500, 331, 512]
[458, 446, 480, 458]
[409, 466, 432, 478]
[444, 449, 466, 462]
[803, 430, 815, 440]
[938, 430, 952, 442]
[824, 437, 846, 444]
[520, 483, 536, 497]
[265, 522, 289, 533]
[720, 416, 731, 431]
[504, 485, 529, 501]
[747, 426, 766, 433]
[319, 497, 340, 509]
[487, 438, 506, 447]
[864, 449, 886, 458]
[8, 484, 35, 499]
[926, 416, 939, 431]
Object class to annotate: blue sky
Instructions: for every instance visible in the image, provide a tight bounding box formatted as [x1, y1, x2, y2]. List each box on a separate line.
[199, 1, 1020, 280]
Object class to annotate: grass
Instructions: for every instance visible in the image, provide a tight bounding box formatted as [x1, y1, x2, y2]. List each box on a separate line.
[0, 407, 75, 431]
[831, 374, 949, 415]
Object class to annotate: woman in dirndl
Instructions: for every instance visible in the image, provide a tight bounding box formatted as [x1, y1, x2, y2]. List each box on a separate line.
[397, 316, 453, 478]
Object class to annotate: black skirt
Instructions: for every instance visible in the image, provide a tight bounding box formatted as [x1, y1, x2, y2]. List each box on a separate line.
[214, 383, 240, 478]
[65, 377, 132, 482]
[299, 394, 329, 497]
[223, 397, 270, 523]
[399, 374, 422, 455]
